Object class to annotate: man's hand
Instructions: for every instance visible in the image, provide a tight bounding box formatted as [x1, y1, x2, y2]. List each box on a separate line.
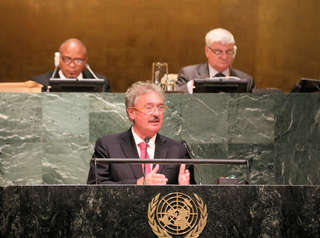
[178, 164, 190, 185]
[137, 164, 168, 185]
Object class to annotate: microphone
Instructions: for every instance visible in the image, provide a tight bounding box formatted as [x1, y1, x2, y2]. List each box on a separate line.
[181, 140, 203, 184]
[54, 52, 60, 67]
[48, 52, 61, 92]
[144, 136, 150, 161]
[86, 64, 99, 79]
[51, 52, 60, 78]
[181, 140, 194, 159]
[143, 136, 150, 185]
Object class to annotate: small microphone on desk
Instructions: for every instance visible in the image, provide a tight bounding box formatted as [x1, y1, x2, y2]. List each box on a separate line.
[181, 140, 203, 185]
[143, 136, 150, 185]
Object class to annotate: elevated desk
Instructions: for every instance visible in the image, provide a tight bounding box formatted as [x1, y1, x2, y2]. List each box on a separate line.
[0, 81, 42, 92]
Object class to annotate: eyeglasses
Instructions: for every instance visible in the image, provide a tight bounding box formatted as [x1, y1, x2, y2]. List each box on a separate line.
[61, 56, 86, 65]
[130, 105, 168, 115]
[208, 47, 234, 56]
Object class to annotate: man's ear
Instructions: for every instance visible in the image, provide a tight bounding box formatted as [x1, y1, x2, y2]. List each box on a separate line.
[233, 45, 237, 59]
[204, 45, 210, 58]
[127, 108, 135, 121]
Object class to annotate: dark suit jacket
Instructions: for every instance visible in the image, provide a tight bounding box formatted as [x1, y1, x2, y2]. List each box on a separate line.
[87, 129, 195, 184]
[31, 69, 111, 92]
[290, 80, 320, 93]
[177, 63, 255, 92]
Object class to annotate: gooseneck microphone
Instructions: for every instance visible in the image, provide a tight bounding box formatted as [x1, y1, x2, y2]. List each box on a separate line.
[181, 140, 203, 185]
[48, 52, 61, 92]
[51, 52, 60, 78]
[143, 137, 150, 185]
[181, 140, 194, 159]
[86, 64, 99, 79]
[144, 136, 150, 144]
[144, 136, 150, 159]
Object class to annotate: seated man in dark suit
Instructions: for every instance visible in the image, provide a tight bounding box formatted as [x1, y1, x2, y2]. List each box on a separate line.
[87, 81, 194, 185]
[31, 38, 110, 92]
[177, 28, 254, 92]
[290, 78, 320, 93]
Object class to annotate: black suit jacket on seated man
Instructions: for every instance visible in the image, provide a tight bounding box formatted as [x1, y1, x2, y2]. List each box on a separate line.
[87, 129, 195, 184]
[31, 69, 111, 92]
[177, 63, 255, 92]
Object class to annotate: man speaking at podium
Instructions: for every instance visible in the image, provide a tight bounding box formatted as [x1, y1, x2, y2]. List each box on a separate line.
[31, 38, 110, 92]
[87, 81, 194, 185]
[177, 28, 254, 91]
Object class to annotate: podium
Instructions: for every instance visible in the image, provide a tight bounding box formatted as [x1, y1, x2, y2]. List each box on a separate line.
[1, 185, 320, 237]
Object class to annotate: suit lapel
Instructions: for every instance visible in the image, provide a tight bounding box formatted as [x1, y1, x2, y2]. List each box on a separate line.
[119, 129, 143, 179]
[54, 70, 60, 78]
[154, 134, 166, 158]
[229, 68, 237, 77]
[83, 70, 93, 79]
[154, 134, 168, 173]
[196, 63, 210, 79]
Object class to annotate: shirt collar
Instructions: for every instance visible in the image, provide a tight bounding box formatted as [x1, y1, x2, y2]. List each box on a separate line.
[208, 64, 230, 78]
[59, 70, 83, 80]
[131, 127, 156, 148]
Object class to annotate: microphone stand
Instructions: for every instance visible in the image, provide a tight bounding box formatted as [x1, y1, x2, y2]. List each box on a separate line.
[182, 140, 203, 185]
[48, 52, 60, 92]
[143, 137, 150, 185]
[86, 64, 99, 79]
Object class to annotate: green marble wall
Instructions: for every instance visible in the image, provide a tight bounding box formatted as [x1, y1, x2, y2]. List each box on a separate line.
[0, 93, 319, 186]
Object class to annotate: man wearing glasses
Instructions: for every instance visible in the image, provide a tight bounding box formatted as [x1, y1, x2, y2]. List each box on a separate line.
[31, 38, 110, 92]
[177, 28, 254, 91]
[87, 81, 194, 185]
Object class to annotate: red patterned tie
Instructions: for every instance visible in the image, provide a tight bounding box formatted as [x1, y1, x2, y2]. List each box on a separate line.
[139, 142, 151, 175]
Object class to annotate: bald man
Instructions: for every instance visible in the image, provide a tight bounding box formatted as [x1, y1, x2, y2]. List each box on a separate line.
[32, 38, 110, 92]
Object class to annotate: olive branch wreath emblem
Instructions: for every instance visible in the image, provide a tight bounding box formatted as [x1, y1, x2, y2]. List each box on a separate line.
[148, 193, 208, 238]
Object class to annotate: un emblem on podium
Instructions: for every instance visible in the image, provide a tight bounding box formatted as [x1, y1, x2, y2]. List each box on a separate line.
[148, 192, 207, 238]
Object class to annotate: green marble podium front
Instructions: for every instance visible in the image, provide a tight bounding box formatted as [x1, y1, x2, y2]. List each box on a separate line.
[1, 185, 320, 237]
[1, 92, 320, 185]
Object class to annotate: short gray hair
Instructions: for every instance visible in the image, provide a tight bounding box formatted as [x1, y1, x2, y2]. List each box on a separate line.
[125, 81, 164, 109]
[205, 28, 235, 46]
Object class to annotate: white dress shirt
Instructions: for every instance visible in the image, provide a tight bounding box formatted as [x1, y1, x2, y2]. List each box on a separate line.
[131, 127, 156, 169]
[208, 64, 230, 78]
[59, 70, 84, 80]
